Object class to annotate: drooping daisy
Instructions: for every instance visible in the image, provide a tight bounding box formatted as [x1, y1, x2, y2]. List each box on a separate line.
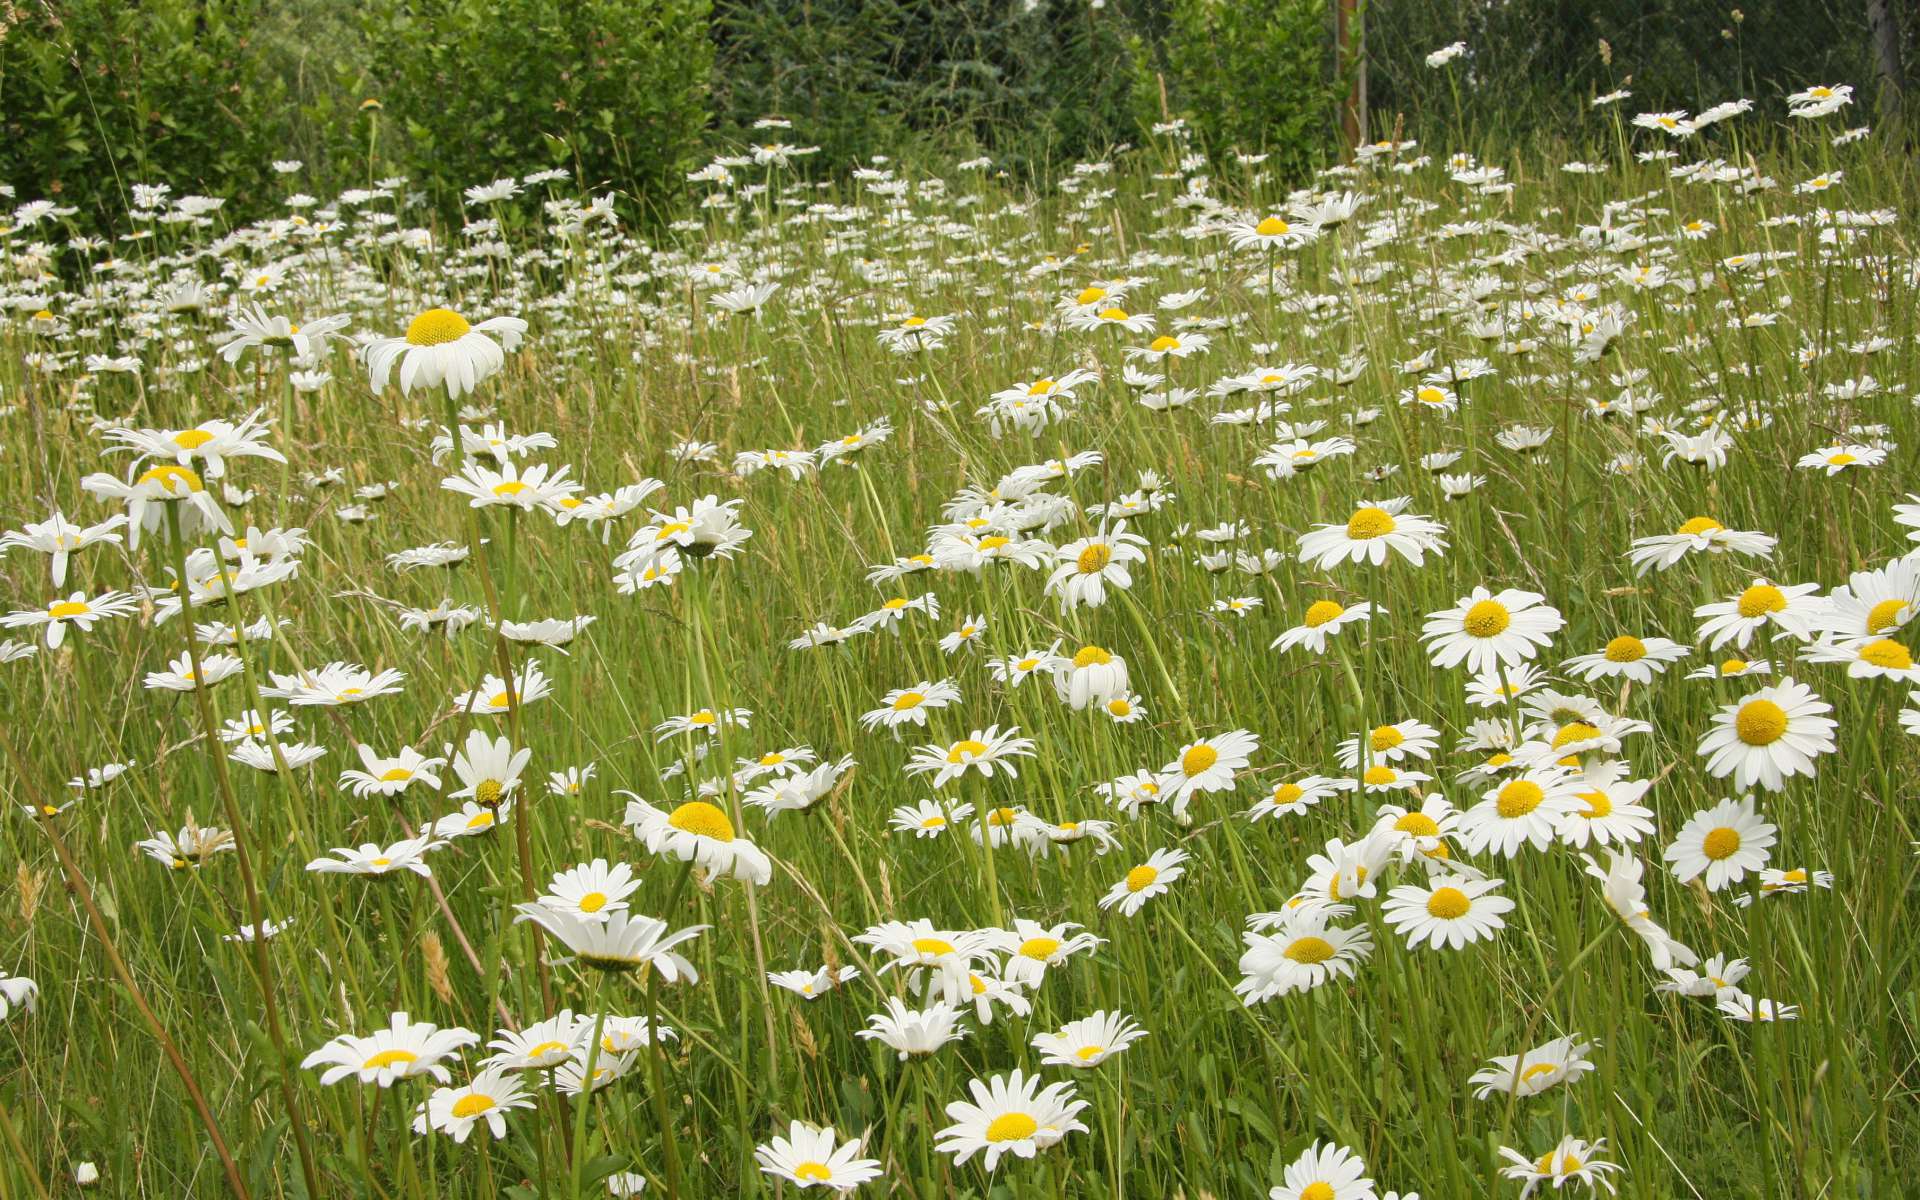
[1456, 769, 1583, 857]
[1656, 954, 1750, 1002]
[1270, 1140, 1376, 1200]
[1098, 848, 1188, 915]
[1158, 728, 1259, 814]
[934, 1069, 1089, 1171]
[1626, 515, 1775, 575]
[856, 997, 967, 1061]
[338, 744, 446, 798]
[1382, 875, 1514, 950]
[1052, 645, 1130, 710]
[1045, 522, 1148, 610]
[860, 678, 961, 731]
[366, 307, 527, 398]
[1582, 850, 1698, 971]
[1498, 1136, 1624, 1198]
[1692, 579, 1823, 649]
[1561, 634, 1690, 683]
[1422, 587, 1564, 675]
[754, 1122, 882, 1191]
[1247, 775, 1354, 820]
[888, 798, 973, 838]
[1, 589, 138, 649]
[1270, 598, 1375, 654]
[1298, 498, 1448, 569]
[542, 859, 642, 922]
[1469, 1033, 1598, 1099]
[903, 726, 1036, 788]
[1032, 1011, 1147, 1069]
[412, 1066, 534, 1142]
[1235, 913, 1373, 1005]
[768, 964, 860, 1000]
[1336, 719, 1441, 769]
[1719, 995, 1799, 1022]
[1696, 677, 1836, 791]
[514, 905, 707, 977]
[305, 836, 440, 879]
[301, 1012, 479, 1086]
[621, 795, 774, 884]
[1664, 795, 1776, 891]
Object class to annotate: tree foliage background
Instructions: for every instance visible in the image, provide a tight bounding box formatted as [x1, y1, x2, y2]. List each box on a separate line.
[0, 0, 1909, 229]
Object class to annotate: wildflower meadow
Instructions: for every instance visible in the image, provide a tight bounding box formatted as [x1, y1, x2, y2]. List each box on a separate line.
[0, 36, 1916, 1200]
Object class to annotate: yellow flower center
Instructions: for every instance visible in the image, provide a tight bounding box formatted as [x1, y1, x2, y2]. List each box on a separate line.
[882, 598, 909, 611]
[794, 1163, 833, 1182]
[947, 739, 990, 762]
[1369, 725, 1404, 752]
[1255, 216, 1290, 236]
[173, 428, 216, 450]
[1860, 639, 1912, 670]
[1125, 864, 1159, 892]
[474, 779, 504, 807]
[450, 1093, 495, 1118]
[136, 464, 205, 494]
[1303, 600, 1346, 628]
[1345, 507, 1396, 539]
[379, 768, 414, 783]
[1416, 386, 1447, 405]
[901, 315, 926, 328]
[1426, 886, 1471, 919]
[1028, 378, 1057, 396]
[1720, 658, 1750, 675]
[1300, 1184, 1336, 1200]
[1463, 599, 1512, 638]
[1018, 937, 1061, 960]
[1736, 584, 1786, 619]
[1097, 307, 1129, 321]
[1106, 697, 1133, 717]
[47, 600, 90, 619]
[465, 811, 495, 829]
[1363, 765, 1396, 786]
[1181, 744, 1219, 776]
[1075, 1045, 1105, 1061]
[1828, 452, 1857, 466]
[667, 800, 735, 842]
[1552, 722, 1601, 749]
[654, 522, 691, 542]
[1702, 827, 1741, 860]
[1866, 598, 1908, 634]
[578, 892, 608, 913]
[1283, 936, 1336, 964]
[976, 535, 1010, 551]
[1734, 699, 1788, 746]
[986, 1112, 1039, 1143]
[362, 1049, 418, 1070]
[1496, 779, 1545, 818]
[1273, 782, 1305, 805]
[406, 307, 472, 346]
[1604, 635, 1646, 662]
[492, 480, 529, 497]
[1395, 812, 1439, 836]
[1520, 1062, 1558, 1082]
[920, 815, 946, 829]
[912, 937, 956, 956]
[1149, 335, 1180, 353]
[1676, 515, 1724, 536]
[1077, 542, 1114, 573]
[1076, 286, 1107, 305]
[892, 691, 926, 710]
[1578, 790, 1613, 818]
[1073, 644, 1112, 668]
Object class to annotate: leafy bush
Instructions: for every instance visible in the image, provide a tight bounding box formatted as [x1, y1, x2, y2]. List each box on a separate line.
[0, 0, 300, 226]
[710, 0, 1148, 175]
[1156, 0, 1339, 177]
[355, 0, 712, 212]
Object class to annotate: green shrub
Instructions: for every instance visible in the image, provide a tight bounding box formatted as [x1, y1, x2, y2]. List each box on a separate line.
[355, 0, 712, 214]
[0, 0, 300, 226]
[1156, 0, 1338, 177]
